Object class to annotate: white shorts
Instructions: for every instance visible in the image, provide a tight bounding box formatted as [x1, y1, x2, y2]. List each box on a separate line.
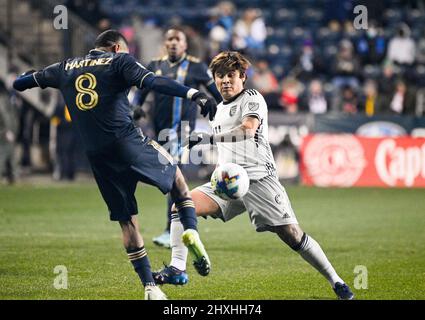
[196, 175, 298, 232]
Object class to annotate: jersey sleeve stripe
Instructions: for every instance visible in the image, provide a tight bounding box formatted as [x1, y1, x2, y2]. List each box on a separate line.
[33, 73, 41, 87]
[139, 71, 154, 88]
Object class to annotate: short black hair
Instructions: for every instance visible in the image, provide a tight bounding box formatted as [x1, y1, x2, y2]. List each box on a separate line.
[94, 29, 128, 48]
[164, 26, 186, 37]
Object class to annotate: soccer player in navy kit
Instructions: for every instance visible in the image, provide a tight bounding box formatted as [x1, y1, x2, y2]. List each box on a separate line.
[13, 30, 215, 300]
[133, 28, 222, 249]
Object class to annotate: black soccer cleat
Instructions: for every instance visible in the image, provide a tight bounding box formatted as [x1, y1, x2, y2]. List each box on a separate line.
[152, 265, 189, 285]
[333, 282, 355, 300]
[193, 256, 211, 277]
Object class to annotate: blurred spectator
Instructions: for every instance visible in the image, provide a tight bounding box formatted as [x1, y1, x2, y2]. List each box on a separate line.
[299, 80, 329, 114]
[387, 23, 416, 66]
[17, 99, 36, 173]
[216, 1, 235, 34]
[388, 79, 417, 115]
[279, 78, 303, 113]
[291, 39, 324, 83]
[332, 85, 360, 114]
[233, 8, 267, 55]
[360, 79, 384, 116]
[378, 60, 398, 102]
[415, 38, 425, 65]
[252, 59, 279, 108]
[182, 25, 207, 61]
[331, 39, 361, 89]
[51, 95, 77, 181]
[252, 59, 279, 94]
[132, 16, 163, 64]
[97, 18, 112, 33]
[206, 1, 235, 57]
[355, 23, 386, 66]
[328, 20, 342, 33]
[120, 25, 139, 57]
[0, 81, 19, 184]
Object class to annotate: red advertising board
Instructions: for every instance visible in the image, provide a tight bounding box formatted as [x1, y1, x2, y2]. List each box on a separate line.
[300, 135, 425, 187]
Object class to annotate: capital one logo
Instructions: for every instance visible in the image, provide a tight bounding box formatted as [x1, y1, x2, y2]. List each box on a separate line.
[304, 135, 366, 187]
[375, 139, 425, 186]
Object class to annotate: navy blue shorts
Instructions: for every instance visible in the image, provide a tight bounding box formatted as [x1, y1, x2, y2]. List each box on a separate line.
[87, 130, 177, 221]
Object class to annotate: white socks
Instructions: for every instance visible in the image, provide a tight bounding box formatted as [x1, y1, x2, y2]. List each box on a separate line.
[296, 233, 344, 288]
[169, 215, 187, 271]
[170, 217, 344, 288]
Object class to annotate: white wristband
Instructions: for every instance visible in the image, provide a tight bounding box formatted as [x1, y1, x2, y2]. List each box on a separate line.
[186, 88, 199, 100]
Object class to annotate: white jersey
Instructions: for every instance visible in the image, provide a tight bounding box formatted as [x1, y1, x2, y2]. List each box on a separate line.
[210, 89, 277, 180]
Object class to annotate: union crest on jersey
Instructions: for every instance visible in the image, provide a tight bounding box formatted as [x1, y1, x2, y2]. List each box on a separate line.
[229, 105, 237, 116]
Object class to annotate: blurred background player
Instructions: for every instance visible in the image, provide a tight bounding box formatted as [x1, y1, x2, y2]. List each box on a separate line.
[13, 29, 216, 300]
[51, 94, 78, 181]
[154, 51, 354, 300]
[132, 27, 222, 249]
[0, 80, 19, 185]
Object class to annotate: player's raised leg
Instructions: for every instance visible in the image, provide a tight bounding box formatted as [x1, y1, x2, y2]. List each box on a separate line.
[169, 168, 211, 276]
[119, 216, 167, 300]
[153, 189, 218, 285]
[269, 224, 354, 300]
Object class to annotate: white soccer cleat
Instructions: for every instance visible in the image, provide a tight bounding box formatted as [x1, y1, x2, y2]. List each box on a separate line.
[144, 285, 168, 300]
[152, 230, 171, 249]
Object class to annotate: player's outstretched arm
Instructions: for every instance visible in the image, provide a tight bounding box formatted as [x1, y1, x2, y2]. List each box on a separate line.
[206, 82, 222, 104]
[13, 63, 61, 91]
[13, 70, 38, 91]
[143, 75, 217, 121]
[121, 54, 217, 120]
[184, 117, 259, 149]
[214, 116, 260, 143]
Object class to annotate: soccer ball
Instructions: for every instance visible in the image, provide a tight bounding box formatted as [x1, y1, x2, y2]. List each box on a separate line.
[211, 163, 250, 200]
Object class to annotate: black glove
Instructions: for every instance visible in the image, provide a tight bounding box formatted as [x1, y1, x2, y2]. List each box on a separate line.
[191, 91, 217, 121]
[185, 131, 214, 149]
[132, 107, 146, 121]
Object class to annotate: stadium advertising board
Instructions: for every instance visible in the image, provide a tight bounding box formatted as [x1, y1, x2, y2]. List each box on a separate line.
[300, 135, 425, 187]
[313, 114, 425, 136]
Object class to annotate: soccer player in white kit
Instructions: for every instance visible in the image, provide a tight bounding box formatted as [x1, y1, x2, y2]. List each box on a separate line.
[153, 51, 354, 300]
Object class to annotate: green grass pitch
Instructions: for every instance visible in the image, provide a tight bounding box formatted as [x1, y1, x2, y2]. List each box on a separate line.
[1, 182, 424, 300]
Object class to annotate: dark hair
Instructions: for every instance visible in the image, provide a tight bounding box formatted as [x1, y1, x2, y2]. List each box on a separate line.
[94, 29, 128, 48]
[164, 26, 186, 36]
[209, 51, 251, 80]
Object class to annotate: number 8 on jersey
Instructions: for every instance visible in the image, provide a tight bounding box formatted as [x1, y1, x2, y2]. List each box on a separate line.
[75, 72, 98, 111]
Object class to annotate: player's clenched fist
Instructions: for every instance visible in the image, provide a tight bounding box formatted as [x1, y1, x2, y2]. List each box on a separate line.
[191, 91, 217, 121]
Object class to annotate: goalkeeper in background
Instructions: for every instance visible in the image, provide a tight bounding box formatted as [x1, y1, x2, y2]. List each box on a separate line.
[13, 29, 215, 300]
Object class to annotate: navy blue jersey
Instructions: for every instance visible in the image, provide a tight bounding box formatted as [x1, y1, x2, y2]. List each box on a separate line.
[136, 54, 220, 135]
[34, 49, 153, 152]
